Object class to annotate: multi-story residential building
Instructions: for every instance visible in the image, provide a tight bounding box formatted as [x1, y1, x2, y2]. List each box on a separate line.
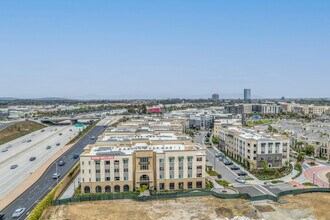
[225, 104, 253, 115]
[212, 93, 220, 101]
[80, 142, 206, 194]
[213, 118, 242, 137]
[218, 127, 290, 170]
[279, 102, 330, 116]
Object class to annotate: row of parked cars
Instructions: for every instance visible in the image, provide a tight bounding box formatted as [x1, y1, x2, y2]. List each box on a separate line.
[214, 151, 248, 184]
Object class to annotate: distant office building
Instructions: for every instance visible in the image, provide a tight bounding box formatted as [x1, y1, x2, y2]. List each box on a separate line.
[211, 94, 219, 101]
[244, 89, 251, 101]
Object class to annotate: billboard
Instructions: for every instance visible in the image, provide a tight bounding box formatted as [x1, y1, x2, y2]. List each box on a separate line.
[148, 107, 161, 113]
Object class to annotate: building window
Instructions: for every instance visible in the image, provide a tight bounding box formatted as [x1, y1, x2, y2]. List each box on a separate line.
[114, 160, 119, 165]
[196, 165, 202, 169]
[89, 178, 91, 181]
[140, 165, 149, 170]
[140, 157, 149, 163]
[179, 166, 183, 170]
[82, 169, 84, 174]
[82, 178, 85, 182]
[114, 185, 120, 192]
[159, 174, 163, 179]
[123, 185, 129, 192]
[188, 174, 192, 178]
[89, 169, 91, 173]
[197, 157, 202, 161]
[179, 174, 183, 178]
[84, 186, 90, 193]
[169, 157, 175, 163]
[188, 156, 193, 162]
[170, 174, 174, 179]
[95, 186, 102, 193]
[95, 169, 100, 174]
[123, 158, 129, 164]
[105, 177, 110, 181]
[196, 181, 203, 189]
[188, 182, 193, 189]
[82, 161, 84, 165]
[159, 158, 164, 163]
[124, 176, 128, 181]
[124, 168, 129, 172]
[105, 161, 110, 165]
[96, 177, 101, 182]
[170, 166, 174, 171]
[115, 177, 120, 181]
[114, 168, 119, 173]
[169, 183, 175, 190]
[140, 175, 150, 182]
[188, 166, 192, 170]
[159, 183, 164, 190]
[178, 157, 184, 163]
[105, 169, 110, 173]
[105, 186, 111, 193]
[197, 173, 202, 177]
[95, 160, 100, 165]
[159, 166, 164, 171]
[88, 161, 91, 165]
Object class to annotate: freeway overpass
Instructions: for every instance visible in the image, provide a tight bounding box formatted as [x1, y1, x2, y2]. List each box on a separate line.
[40, 117, 100, 125]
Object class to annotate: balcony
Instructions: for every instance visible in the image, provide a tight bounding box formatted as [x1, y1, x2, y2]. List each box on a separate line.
[139, 162, 150, 165]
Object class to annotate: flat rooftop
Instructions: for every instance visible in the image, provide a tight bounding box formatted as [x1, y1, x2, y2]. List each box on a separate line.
[83, 143, 205, 156]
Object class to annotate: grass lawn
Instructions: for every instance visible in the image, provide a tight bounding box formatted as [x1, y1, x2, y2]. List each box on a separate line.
[0, 120, 46, 145]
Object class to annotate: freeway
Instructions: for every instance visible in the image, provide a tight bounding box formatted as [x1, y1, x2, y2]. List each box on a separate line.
[0, 126, 80, 201]
[0, 125, 106, 220]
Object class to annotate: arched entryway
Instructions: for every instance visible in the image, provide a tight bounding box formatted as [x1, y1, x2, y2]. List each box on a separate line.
[95, 185, 102, 193]
[84, 186, 90, 194]
[105, 185, 111, 193]
[114, 185, 120, 192]
[123, 185, 129, 192]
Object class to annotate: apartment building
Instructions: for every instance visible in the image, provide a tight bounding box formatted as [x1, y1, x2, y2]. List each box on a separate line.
[280, 103, 330, 116]
[80, 142, 206, 194]
[213, 118, 242, 137]
[218, 127, 289, 170]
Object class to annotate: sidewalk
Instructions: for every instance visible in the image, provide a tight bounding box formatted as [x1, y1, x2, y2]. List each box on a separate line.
[60, 174, 80, 199]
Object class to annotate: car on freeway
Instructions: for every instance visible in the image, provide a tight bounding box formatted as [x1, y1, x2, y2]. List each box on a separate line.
[230, 166, 240, 170]
[10, 165, 18, 169]
[27, 139, 32, 143]
[69, 129, 72, 131]
[52, 173, 60, 179]
[238, 171, 248, 176]
[56, 143, 60, 146]
[46, 146, 52, 149]
[224, 160, 233, 166]
[12, 208, 25, 218]
[7, 144, 12, 148]
[2, 148, 8, 152]
[22, 140, 27, 143]
[30, 157, 36, 161]
[73, 154, 79, 159]
[236, 177, 246, 184]
[59, 133, 62, 135]
[41, 129, 45, 132]
[58, 160, 65, 166]
[91, 136, 95, 140]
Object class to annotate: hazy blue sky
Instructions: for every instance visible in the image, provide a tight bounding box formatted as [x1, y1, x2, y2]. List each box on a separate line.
[0, 1, 329, 99]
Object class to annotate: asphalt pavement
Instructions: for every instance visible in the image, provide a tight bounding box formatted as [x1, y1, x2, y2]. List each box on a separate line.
[1, 125, 106, 220]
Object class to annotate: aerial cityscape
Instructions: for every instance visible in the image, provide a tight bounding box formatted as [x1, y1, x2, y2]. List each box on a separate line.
[1, 1, 330, 220]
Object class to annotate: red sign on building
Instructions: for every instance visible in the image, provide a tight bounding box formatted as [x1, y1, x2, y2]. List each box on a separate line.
[91, 156, 114, 160]
[148, 107, 161, 113]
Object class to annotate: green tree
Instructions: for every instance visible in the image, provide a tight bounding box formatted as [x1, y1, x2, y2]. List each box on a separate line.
[262, 160, 268, 171]
[297, 152, 305, 163]
[304, 145, 314, 156]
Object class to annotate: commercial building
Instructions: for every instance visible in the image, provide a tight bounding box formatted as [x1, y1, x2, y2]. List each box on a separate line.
[218, 127, 290, 170]
[80, 142, 206, 194]
[211, 93, 220, 101]
[79, 116, 206, 194]
[244, 89, 251, 101]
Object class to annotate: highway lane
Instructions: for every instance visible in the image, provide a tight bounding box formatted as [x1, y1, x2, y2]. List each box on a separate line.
[1, 125, 106, 220]
[0, 126, 81, 200]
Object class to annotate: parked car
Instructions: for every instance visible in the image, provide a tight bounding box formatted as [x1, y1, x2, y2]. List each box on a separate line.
[46, 146, 52, 149]
[58, 160, 65, 166]
[91, 136, 95, 140]
[235, 177, 246, 183]
[224, 160, 233, 166]
[231, 166, 240, 170]
[12, 208, 25, 218]
[215, 153, 221, 158]
[52, 173, 60, 179]
[73, 154, 79, 159]
[27, 139, 31, 143]
[10, 164, 18, 169]
[59, 133, 62, 136]
[238, 171, 248, 176]
[2, 148, 8, 152]
[29, 157, 36, 161]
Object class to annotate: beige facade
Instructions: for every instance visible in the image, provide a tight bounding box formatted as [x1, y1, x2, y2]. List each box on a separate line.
[80, 143, 206, 194]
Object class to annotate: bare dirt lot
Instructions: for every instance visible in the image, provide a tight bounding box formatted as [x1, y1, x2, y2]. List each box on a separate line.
[46, 193, 330, 220]
[46, 196, 258, 220]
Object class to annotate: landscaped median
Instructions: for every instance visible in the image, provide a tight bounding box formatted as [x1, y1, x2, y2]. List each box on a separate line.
[27, 163, 80, 220]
